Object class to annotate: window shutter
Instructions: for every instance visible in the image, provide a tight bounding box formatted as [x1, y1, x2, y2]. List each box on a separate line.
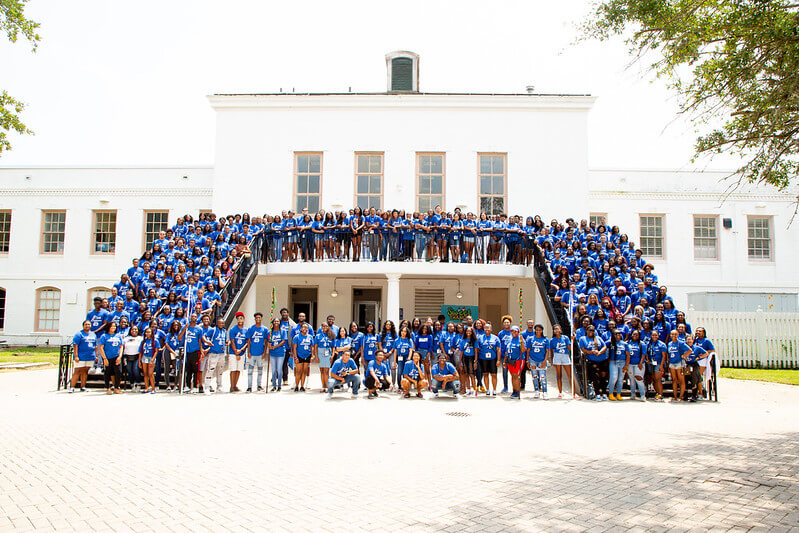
[391, 58, 413, 91]
[414, 288, 444, 318]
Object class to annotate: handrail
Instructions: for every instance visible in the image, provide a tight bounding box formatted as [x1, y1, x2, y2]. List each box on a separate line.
[218, 232, 264, 327]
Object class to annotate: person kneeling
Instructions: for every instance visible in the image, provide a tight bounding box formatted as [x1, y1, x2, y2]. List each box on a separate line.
[401, 352, 428, 398]
[327, 351, 360, 399]
[365, 351, 391, 399]
[431, 353, 460, 398]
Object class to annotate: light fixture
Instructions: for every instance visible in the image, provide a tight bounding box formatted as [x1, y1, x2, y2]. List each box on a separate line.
[331, 290, 338, 298]
[456, 291, 463, 299]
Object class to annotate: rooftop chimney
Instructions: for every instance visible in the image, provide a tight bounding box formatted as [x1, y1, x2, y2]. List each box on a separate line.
[385, 51, 419, 93]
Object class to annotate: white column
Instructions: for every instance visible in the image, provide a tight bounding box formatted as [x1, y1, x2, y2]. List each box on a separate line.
[386, 273, 401, 324]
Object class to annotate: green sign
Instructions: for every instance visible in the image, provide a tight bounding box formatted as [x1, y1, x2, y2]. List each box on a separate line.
[440, 305, 479, 323]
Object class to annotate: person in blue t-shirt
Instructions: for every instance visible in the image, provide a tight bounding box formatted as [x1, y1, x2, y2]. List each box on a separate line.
[667, 329, 692, 402]
[503, 326, 525, 399]
[549, 324, 577, 398]
[86, 297, 110, 334]
[365, 351, 392, 398]
[525, 324, 550, 399]
[431, 353, 460, 397]
[179, 313, 205, 392]
[391, 327, 414, 390]
[247, 312, 269, 392]
[97, 321, 123, 393]
[579, 326, 608, 400]
[607, 330, 630, 400]
[227, 312, 248, 392]
[684, 333, 708, 401]
[327, 351, 360, 398]
[315, 323, 336, 392]
[139, 327, 161, 394]
[645, 330, 668, 401]
[70, 320, 97, 392]
[292, 322, 316, 392]
[477, 323, 501, 396]
[401, 351, 428, 398]
[456, 326, 479, 395]
[201, 317, 228, 393]
[626, 330, 646, 401]
[267, 318, 288, 391]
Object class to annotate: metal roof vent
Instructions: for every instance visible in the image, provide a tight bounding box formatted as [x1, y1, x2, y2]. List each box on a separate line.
[385, 51, 419, 93]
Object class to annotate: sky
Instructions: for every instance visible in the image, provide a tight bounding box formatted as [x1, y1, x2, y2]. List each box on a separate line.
[0, 0, 734, 170]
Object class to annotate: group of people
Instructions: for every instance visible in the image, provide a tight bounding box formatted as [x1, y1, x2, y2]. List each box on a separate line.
[67, 209, 716, 402]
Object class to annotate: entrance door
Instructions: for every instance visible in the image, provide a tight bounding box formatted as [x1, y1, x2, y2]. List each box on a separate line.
[353, 301, 380, 332]
[479, 288, 508, 329]
[290, 287, 318, 327]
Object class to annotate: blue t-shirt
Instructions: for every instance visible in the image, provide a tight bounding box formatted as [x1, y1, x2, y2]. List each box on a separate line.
[184, 325, 204, 353]
[140, 338, 161, 359]
[687, 344, 707, 364]
[393, 337, 413, 359]
[646, 340, 668, 365]
[504, 336, 524, 361]
[98, 332, 123, 359]
[608, 340, 628, 362]
[228, 325, 249, 354]
[667, 340, 691, 365]
[549, 335, 571, 357]
[293, 333, 316, 358]
[315, 332, 334, 350]
[86, 309, 109, 332]
[478, 334, 501, 360]
[627, 341, 644, 365]
[268, 330, 287, 357]
[432, 362, 457, 378]
[402, 360, 422, 379]
[458, 337, 476, 357]
[415, 333, 434, 352]
[367, 360, 391, 379]
[525, 335, 549, 362]
[579, 336, 607, 362]
[204, 327, 227, 354]
[361, 334, 379, 360]
[247, 325, 269, 357]
[330, 358, 357, 377]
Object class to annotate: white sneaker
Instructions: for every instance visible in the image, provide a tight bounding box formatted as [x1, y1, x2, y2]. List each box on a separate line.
[434, 392, 439, 398]
[69, 387, 75, 393]
[542, 392, 549, 400]
[327, 392, 333, 399]
[533, 391, 540, 399]
[351, 393, 358, 398]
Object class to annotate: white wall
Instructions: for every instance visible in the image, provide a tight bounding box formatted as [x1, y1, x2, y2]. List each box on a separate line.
[589, 169, 799, 311]
[210, 94, 593, 220]
[0, 167, 212, 343]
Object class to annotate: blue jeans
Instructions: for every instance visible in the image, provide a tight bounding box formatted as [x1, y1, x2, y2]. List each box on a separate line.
[125, 358, 140, 388]
[627, 364, 646, 398]
[327, 374, 361, 394]
[529, 361, 548, 393]
[270, 356, 285, 388]
[432, 379, 460, 394]
[414, 234, 426, 259]
[608, 359, 626, 395]
[247, 356, 264, 389]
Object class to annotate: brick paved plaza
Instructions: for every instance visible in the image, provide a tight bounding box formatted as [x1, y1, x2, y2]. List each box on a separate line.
[1, 369, 798, 532]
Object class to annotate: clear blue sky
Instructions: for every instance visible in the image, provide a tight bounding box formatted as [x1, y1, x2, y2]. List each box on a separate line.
[0, 0, 734, 170]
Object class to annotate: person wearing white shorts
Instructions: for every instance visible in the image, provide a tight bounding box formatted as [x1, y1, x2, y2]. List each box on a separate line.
[228, 312, 249, 393]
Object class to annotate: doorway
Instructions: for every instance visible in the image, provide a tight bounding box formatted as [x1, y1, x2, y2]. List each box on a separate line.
[352, 288, 382, 331]
[478, 288, 508, 330]
[290, 287, 318, 328]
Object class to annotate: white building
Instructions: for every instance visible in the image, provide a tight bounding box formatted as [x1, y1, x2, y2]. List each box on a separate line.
[1, 51, 797, 345]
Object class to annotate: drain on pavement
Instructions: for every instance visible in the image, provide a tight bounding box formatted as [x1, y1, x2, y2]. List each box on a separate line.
[446, 411, 471, 417]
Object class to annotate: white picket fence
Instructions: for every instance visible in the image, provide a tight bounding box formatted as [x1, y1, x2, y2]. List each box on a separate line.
[686, 308, 799, 368]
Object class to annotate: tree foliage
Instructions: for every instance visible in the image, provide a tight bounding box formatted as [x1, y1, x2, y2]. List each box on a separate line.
[584, 0, 799, 192]
[0, 0, 40, 155]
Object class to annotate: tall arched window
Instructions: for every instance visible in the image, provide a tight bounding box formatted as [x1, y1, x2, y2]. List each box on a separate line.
[87, 287, 112, 311]
[35, 287, 61, 332]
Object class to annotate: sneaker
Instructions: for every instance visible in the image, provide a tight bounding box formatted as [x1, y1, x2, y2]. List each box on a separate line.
[327, 392, 333, 399]
[198, 387, 205, 394]
[404, 392, 411, 398]
[501, 388, 508, 394]
[351, 393, 358, 398]
[69, 387, 75, 393]
[602, 394, 609, 401]
[294, 386, 299, 392]
[485, 391, 490, 397]
[416, 392, 423, 398]
[114, 389, 123, 394]
[80, 388, 87, 392]
[300, 387, 305, 392]
[106, 389, 113, 395]
[510, 392, 519, 399]
[542, 392, 549, 400]
[149, 389, 155, 394]
[557, 393, 563, 399]
[573, 394, 581, 399]
[533, 391, 539, 399]
[183, 387, 191, 393]
[434, 392, 439, 398]
[208, 387, 215, 393]
[246, 388, 252, 393]
[257, 386, 264, 392]
[140, 389, 147, 394]
[608, 394, 616, 401]
[270, 387, 276, 392]
[492, 391, 497, 396]
[368, 392, 375, 399]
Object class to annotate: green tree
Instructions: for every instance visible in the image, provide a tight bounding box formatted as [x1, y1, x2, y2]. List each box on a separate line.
[1, 0, 40, 155]
[584, 0, 799, 193]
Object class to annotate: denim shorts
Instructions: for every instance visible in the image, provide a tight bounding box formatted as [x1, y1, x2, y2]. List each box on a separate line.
[318, 348, 332, 368]
[670, 360, 685, 369]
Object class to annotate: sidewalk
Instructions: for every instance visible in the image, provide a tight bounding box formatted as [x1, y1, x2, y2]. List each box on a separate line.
[0, 369, 797, 531]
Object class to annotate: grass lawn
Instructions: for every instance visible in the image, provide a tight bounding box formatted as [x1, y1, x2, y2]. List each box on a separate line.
[0, 346, 61, 367]
[720, 368, 799, 386]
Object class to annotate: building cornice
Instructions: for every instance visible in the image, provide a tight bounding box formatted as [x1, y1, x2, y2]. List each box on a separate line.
[589, 190, 796, 202]
[0, 188, 213, 197]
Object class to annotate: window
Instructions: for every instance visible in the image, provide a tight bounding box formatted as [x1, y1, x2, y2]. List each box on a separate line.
[144, 211, 169, 252]
[391, 57, 414, 91]
[590, 213, 607, 228]
[0, 211, 9, 253]
[747, 216, 773, 260]
[87, 287, 112, 311]
[416, 153, 445, 212]
[92, 210, 117, 254]
[354, 153, 383, 210]
[40, 211, 66, 254]
[35, 287, 61, 332]
[639, 215, 665, 259]
[0, 287, 5, 330]
[693, 216, 719, 260]
[294, 152, 322, 213]
[478, 153, 507, 215]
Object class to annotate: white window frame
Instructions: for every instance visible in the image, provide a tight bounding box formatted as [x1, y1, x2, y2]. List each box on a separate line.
[477, 153, 507, 216]
[91, 210, 117, 255]
[639, 214, 665, 260]
[693, 215, 719, 261]
[416, 152, 446, 212]
[354, 152, 384, 210]
[747, 215, 774, 262]
[293, 152, 323, 213]
[35, 287, 61, 332]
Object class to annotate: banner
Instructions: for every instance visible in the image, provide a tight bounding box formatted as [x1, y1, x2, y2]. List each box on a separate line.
[440, 305, 479, 323]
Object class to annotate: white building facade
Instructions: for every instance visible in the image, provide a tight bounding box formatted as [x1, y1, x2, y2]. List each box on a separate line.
[0, 52, 797, 344]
